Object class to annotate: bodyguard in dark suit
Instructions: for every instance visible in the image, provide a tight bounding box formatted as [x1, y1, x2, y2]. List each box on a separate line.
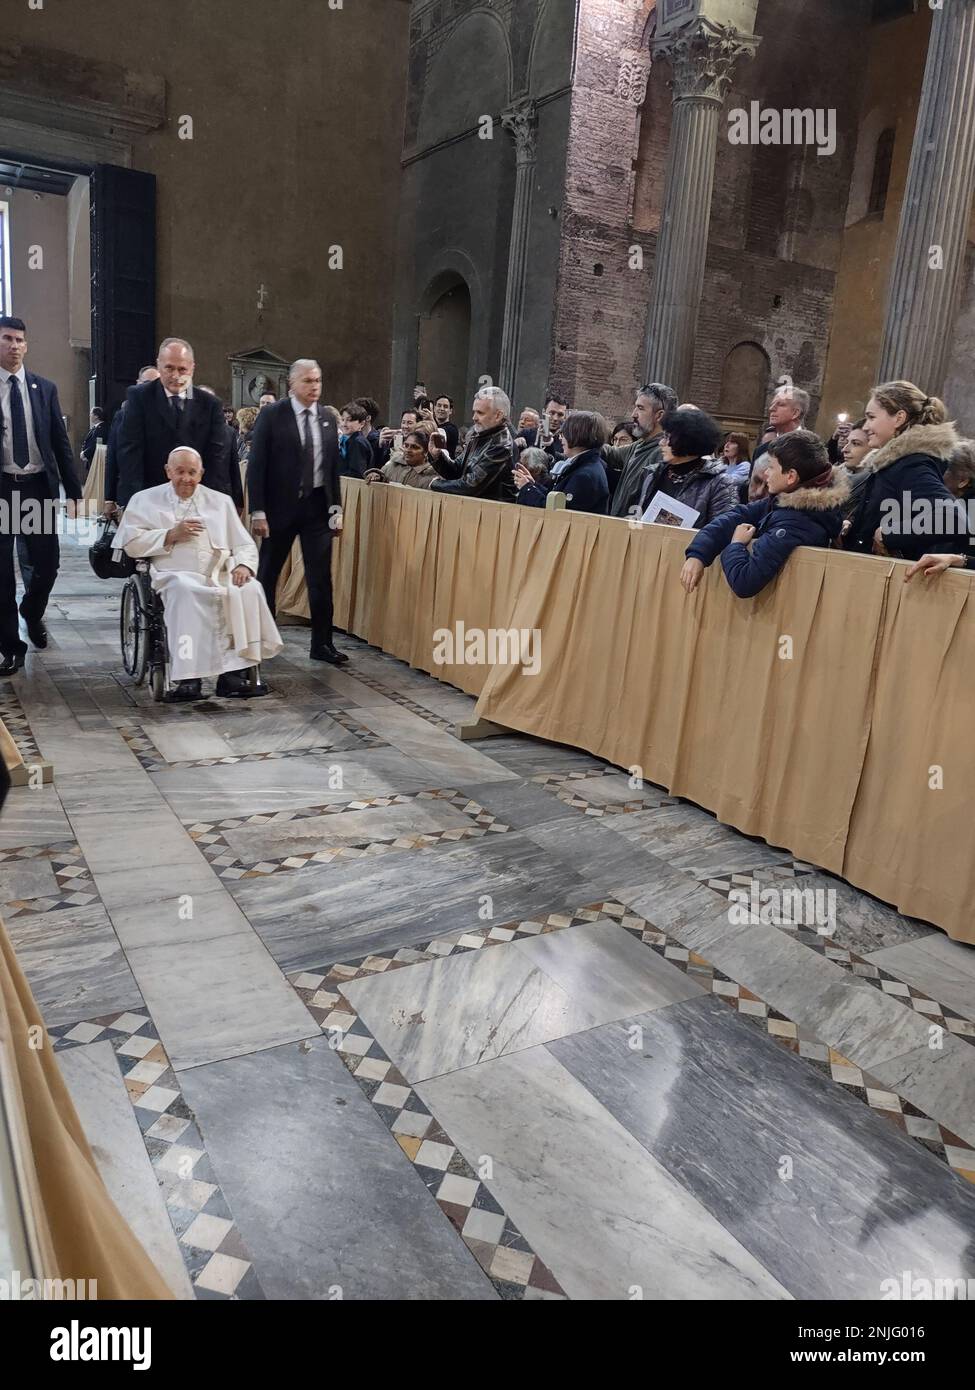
[247, 358, 347, 665]
[116, 338, 232, 507]
[0, 316, 83, 672]
[104, 365, 160, 508]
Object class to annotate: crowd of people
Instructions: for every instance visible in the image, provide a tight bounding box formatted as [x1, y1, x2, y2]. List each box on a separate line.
[1, 309, 971, 695]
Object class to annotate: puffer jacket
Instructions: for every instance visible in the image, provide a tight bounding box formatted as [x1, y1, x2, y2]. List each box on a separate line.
[843, 422, 965, 559]
[641, 456, 737, 529]
[603, 432, 663, 518]
[686, 468, 849, 597]
[430, 420, 517, 502]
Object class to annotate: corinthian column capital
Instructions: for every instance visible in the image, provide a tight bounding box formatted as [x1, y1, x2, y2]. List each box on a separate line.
[654, 17, 760, 104]
[501, 98, 538, 165]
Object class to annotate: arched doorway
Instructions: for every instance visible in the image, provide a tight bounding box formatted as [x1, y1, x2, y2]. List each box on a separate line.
[718, 341, 772, 447]
[417, 277, 472, 415]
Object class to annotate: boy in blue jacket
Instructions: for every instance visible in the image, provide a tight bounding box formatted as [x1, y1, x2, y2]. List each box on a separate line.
[680, 431, 848, 598]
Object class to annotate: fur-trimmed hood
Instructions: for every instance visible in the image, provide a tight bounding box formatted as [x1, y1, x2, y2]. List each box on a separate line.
[776, 467, 850, 512]
[867, 421, 958, 475]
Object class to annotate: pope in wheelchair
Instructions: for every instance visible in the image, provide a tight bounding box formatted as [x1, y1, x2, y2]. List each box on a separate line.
[114, 446, 282, 701]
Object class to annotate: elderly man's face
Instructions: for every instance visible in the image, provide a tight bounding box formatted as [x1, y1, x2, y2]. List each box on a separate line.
[472, 395, 503, 432]
[166, 452, 204, 499]
[291, 367, 322, 408]
[158, 344, 194, 395]
[768, 394, 799, 430]
[518, 409, 540, 431]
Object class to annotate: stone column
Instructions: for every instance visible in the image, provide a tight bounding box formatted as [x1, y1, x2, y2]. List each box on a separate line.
[498, 98, 538, 399]
[643, 20, 758, 396]
[877, 0, 975, 392]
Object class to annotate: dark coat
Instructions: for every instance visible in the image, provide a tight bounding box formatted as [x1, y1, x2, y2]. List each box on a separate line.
[517, 448, 609, 515]
[0, 371, 82, 499]
[81, 420, 109, 467]
[430, 420, 517, 502]
[340, 431, 372, 480]
[641, 456, 737, 529]
[116, 380, 231, 506]
[842, 422, 966, 560]
[603, 432, 663, 518]
[246, 397, 342, 527]
[105, 408, 124, 502]
[686, 469, 849, 598]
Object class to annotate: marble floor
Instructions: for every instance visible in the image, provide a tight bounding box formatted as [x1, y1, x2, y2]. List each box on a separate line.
[4, 528, 975, 1300]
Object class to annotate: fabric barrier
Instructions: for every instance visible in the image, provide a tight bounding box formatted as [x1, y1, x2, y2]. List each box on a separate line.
[278, 480, 975, 944]
[0, 916, 172, 1298]
[81, 442, 107, 512]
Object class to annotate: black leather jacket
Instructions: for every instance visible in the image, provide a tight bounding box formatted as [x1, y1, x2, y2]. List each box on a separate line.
[430, 421, 517, 502]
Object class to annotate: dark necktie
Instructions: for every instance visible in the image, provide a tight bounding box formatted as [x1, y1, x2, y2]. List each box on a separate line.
[170, 394, 184, 436]
[301, 408, 316, 497]
[8, 376, 30, 469]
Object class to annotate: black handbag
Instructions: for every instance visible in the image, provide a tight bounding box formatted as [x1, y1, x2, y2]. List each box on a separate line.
[89, 516, 134, 580]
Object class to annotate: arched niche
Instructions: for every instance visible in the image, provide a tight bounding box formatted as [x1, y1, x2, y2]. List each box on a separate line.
[718, 342, 772, 428]
[528, 0, 577, 97]
[417, 272, 473, 416]
[417, 11, 512, 149]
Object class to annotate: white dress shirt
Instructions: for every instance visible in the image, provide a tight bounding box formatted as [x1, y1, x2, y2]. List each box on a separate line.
[0, 366, 44, 475]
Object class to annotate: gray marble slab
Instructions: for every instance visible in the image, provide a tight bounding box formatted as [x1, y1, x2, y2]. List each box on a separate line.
[787, 874, 940, 956]
[220, 799, 475, 862]
[868, 1042, 975, 1151]
[345, 922, 702, 1085]
[524, 816, 672, 898]
[460, 736, 609, 778]
[229, 829, 591, 972]
[867, 933, 975, 1021]
[611, 802, 794, 879]
[5, 902, 143, 1028]
[550, 995, 975, 1300]
[444, 778, 580, 831]
[119, 920, 318, 1071]
[418, 1046, 789, 1300]
[350, 705, 518, 785]
[150, 747, 441, 820]
[177, 1036, 496, 1300]
[0, 785, 73, 848]
[58, 1041, 193, 1298]
[0, 856, 61, 903]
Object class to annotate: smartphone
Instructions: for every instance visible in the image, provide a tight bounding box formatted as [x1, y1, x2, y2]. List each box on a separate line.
[393, 431, 403, 451]
[542, 411, 552, 436]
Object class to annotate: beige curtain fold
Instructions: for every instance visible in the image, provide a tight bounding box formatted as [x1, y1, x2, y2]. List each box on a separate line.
[277, 481, 975, 943]
[0, 918, 172, 1299]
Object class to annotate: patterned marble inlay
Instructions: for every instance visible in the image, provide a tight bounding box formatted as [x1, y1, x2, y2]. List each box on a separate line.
[0, 684, 43, 763]
[184, 790, 511, 878]
[530, 767, 680, 817]
[346, 672, 455, 732]
[0, 842, 98, 918]
[49, 1010, 265, 1300]
[115, 707, 386, 771]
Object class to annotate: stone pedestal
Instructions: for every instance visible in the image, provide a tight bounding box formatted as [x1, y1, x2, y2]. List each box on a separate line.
[499, 99, 538, 400]
[643, 19, 758, 396]
[877, 0, 975, 393]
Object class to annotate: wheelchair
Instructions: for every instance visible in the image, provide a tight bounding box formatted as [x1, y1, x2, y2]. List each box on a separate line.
[120, 561, 171, 702]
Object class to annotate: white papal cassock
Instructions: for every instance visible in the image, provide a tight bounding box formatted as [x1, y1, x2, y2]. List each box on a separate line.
[115, 483, 283, 681]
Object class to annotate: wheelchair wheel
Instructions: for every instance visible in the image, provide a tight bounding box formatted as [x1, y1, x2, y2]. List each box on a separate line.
[120, 576, 149, 684]
[150, 664, 167, 702]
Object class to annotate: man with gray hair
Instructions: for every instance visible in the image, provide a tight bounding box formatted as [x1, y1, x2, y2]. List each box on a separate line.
[246, 358, 347, 665]
[428, 386, 516, 502]
[117, 336, 233, 506]
[603, 381, 677, 519]
[751, 385, 811, 472]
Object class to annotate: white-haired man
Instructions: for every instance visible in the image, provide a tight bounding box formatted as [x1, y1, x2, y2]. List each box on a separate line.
[428, 387, 516, 501]
[246, 359, 347, 665]
[116, 337, 234, 506]
[115, 447, 282, 701]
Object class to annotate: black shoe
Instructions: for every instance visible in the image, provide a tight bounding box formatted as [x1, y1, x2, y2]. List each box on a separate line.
[216, 670, 268, 698]
[164, 679, 202, 703]
[24, 619, 47, 649]
[0, 651, 25, 677]
[309, 645, 349, 666]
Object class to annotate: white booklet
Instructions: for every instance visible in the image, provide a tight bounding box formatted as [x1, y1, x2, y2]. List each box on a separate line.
[642, 491, 700, 529]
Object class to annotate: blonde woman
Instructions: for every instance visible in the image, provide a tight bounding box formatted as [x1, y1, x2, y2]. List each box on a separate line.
[842, 381, 963, 560]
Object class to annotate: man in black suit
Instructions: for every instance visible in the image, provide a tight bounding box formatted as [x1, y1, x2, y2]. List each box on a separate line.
[246, 358, 347, 666]
[0, 316, 83, 673]
[116, 338, 232, 507]
[104, 365, 159, 512]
